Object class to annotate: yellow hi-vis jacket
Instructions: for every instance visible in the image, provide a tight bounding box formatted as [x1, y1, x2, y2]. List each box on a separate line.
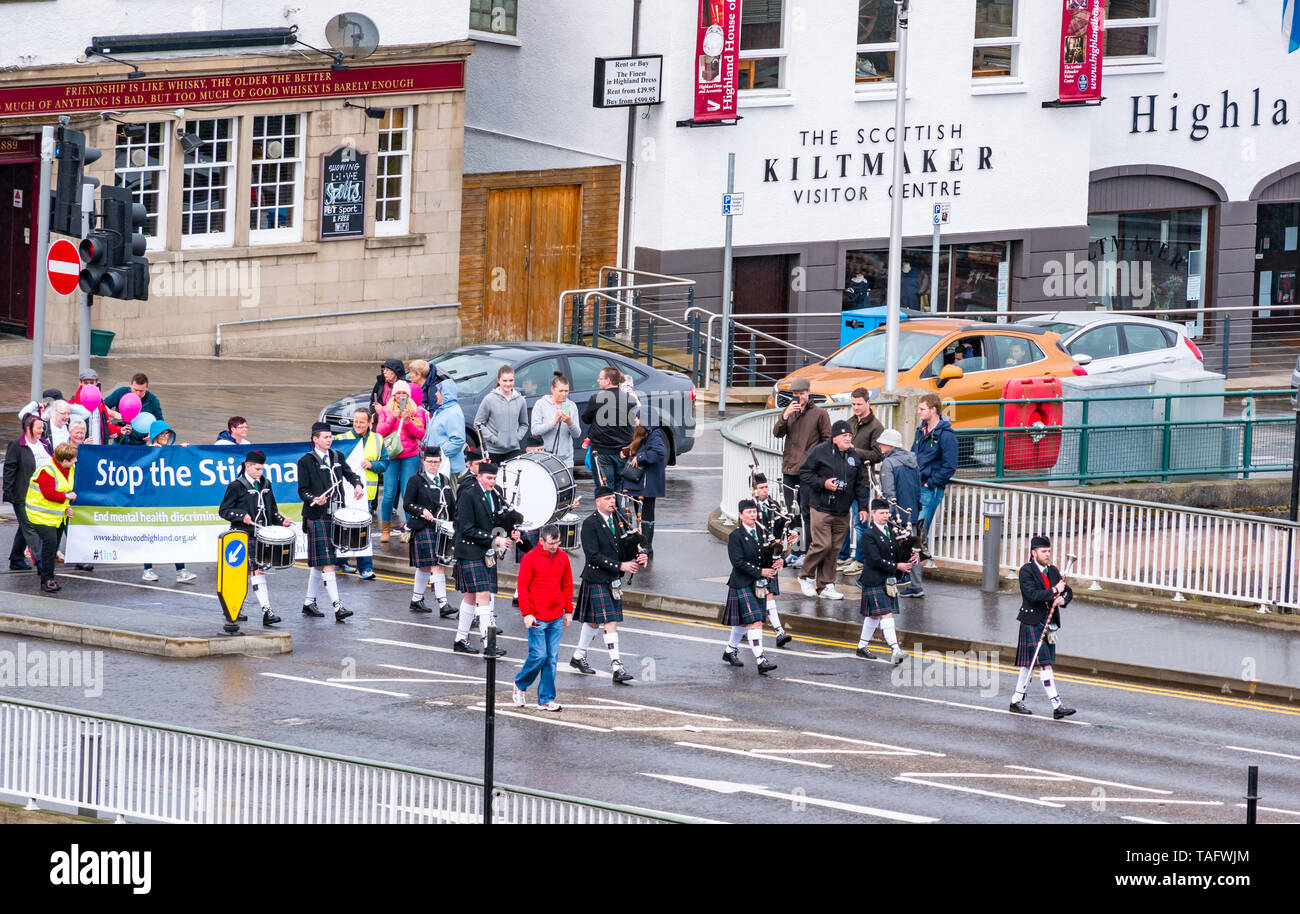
[339, 430, 383, 500]
[26, 461, 73, 527]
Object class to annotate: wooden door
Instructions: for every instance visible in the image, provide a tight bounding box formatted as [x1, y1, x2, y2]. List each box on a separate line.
[484, 187, 532, 341]
[0, 164, 33, 332]
[731, 254, 795, 381]
[527, 185, 581, 339]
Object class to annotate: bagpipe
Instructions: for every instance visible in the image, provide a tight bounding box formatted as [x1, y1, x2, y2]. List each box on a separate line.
[746, 441, 796, 599]
[864, 460, 923, 565]
[612, 492, 648, 561]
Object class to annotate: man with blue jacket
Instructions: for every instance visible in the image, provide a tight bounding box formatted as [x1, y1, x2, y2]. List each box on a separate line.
[912, 393, 957, 549]
[878, 428, 924, 597]
[426, 376, 467, 476]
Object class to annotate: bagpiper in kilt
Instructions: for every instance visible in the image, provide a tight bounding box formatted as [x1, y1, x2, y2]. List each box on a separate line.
[853, 500, 912, 665]
[297, 423, 365, 623]
[752, 473, 796, 649]
[450, 461, 514, 656]
[568, 486, 641, 683]
[403, 447, 455, 616]
[216, 449, 291, 627]
[1009, 534, 1076, 720]
[720, 501, 778, 673]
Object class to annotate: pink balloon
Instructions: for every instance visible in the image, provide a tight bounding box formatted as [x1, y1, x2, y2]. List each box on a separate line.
[118, 392, 142, 423]
[79, 385, 101, 412]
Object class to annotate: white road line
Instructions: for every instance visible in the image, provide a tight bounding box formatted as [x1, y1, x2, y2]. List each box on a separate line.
[900, 773, 1072, 781]
[361, 637, 614, 677]
[326, 677, 469, 685]
[894, 776, 1067, 808]
[641, 773, 938, 824]
[1222, 745, 1300, 762]
[370, 618, 640, 657]
[751, 748, 914, 756]
[784, 678, 1092, 725]
[1039, 798, 1224, 805]
[260, 672, 409, 697]
[378, 663, 484, 682]
[60, 573, 219, 599]
[469, 705, 610, 732]
[611, 726, 781, 734]
[1005, 765, 1174, 795]
[1234, 803, 1300, 817]
[1120, 816, 1166, 824]
[673, 741, 833, 769]
[614, 625, 843, 658]
[588, 695, 731, 721]
[799, 731, 947, 757]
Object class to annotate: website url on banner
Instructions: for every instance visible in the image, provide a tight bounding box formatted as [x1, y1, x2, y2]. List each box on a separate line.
[89, 532, 200, 545]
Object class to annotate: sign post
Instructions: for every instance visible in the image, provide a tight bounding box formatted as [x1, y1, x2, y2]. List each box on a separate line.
[30, 126, 54, 404]
[77, 182, 94, 377]
[216, 530, 249, 634]
[931, 203, 949, 313]
[883, 0, 910, 391]
[718, 152, 736, 418]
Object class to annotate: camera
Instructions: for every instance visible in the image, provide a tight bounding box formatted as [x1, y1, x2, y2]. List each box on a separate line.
[832, 479, 847, 492]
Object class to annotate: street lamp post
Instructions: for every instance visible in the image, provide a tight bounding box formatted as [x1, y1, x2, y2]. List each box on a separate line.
[883, 0, 910, 392]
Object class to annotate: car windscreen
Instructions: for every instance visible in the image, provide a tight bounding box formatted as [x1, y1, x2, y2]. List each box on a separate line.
[431, 352, 511, 398]
[825, 329, 943, 372]
[1027, 321, 1081, 337]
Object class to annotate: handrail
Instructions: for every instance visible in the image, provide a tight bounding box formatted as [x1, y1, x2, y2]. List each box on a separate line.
[731, 317, 824, 360]
[555, 268, 696, 341]
[215, 302, 460, 357]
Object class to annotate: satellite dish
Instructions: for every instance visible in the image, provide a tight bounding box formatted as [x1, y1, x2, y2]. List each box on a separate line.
[325, 12, 380, 61]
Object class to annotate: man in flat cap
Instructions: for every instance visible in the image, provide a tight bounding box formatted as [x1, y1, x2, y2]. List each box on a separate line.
[772, 376, 829, 567]
[797, 419, 869, 601]
[1010, 534, 1076, 719]
[297, 421, 365, 623]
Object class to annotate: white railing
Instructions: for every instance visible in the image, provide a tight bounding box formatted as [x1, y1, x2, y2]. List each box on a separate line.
[720, 407, 1300, 612]
[0, 698, 698, 824]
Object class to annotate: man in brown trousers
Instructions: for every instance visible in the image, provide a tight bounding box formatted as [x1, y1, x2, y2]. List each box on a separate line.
[772, 377, 830, 566]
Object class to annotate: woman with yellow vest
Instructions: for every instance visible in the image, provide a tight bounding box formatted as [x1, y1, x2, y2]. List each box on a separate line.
[337, 407, 388, 580]
[27, 442, 77, 593]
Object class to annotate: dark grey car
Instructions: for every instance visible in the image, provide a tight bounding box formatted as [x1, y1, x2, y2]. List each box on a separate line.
[318, 343, 697, 466]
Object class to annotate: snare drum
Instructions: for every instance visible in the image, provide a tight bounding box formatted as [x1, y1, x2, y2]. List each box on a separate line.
[500, 452, 576, 530]
[331, 507, 372, 552]
[253, 525, 296, 570]
[434, 520, 456, 566]
[557, 513, 580, 550]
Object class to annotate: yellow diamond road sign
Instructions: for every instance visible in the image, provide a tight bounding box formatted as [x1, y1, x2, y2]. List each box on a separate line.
[217, 531, 249, 624]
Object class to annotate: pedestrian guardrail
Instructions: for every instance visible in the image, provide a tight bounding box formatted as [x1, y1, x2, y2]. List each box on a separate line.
[0, 697, 701, 824]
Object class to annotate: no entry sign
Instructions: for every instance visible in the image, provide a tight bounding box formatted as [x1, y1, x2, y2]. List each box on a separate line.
[47, 238, 80, 296]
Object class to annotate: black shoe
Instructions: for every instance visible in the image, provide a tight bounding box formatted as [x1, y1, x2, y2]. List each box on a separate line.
[453, 639, 481, 655]
[1053, 705, 1076, 720]
[854, 647, 872, 659]
[482, 646, 507, 657]
[237, 613, 248, 622]
[334, 605, 353, 623]
[1009, 701, 1033, 715]
[9, 561, 30, 571]
[437, 600, 456, 618]
[75, 564, 94, 572]
[262, 610, 281, 627]
[569, 655, 595, 674]
[410, 598, 432, 614]
[302, 601, 325, 617]
[899, 589, 925, 598]
[42, 579, 61, 593]
[756, 658, 778, 674]
[612, 664, 634, 684]
[722, 649, 744, 667]
[775, 632, 793, 648]
[512, 595, 519, 607]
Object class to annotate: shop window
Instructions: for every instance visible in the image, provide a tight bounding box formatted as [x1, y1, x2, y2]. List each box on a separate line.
[1104, 0, 1161, 61]
[855, 0, 898, 84]
[250, 114, 305, 243]
[181, 118, 235, 249]
[374, 107, 413, 236]
[740, 0, 785, 91]
[113, 122, 167, 250]
[470, 0, 518, 36]
[1087, 207, 1209, 332]
[1255, 202, 1300, 317]
[844, 241, 1010, 314]
[972, 0, 1019, 78]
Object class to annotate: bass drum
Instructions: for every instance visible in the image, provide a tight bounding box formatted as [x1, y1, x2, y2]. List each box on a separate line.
[499, 452, 576, 530]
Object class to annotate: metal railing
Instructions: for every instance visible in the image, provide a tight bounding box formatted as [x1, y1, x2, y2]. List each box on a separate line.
[0, 697, 702, 824]
[719, 405, 1300, 611]
[214, 302, 460, 357]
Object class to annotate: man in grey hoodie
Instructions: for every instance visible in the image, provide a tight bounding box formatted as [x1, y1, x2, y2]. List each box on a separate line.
[474, 365, 529, 464]
[877, 428, 924, 597]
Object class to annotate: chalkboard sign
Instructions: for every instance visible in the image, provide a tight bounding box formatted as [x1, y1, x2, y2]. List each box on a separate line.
[319, 144, 368, 240]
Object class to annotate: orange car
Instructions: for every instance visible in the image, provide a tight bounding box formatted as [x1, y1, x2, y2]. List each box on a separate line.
[768, 319, 1088, 429]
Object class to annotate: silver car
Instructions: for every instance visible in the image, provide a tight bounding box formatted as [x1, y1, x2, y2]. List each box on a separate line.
[1016, 311, 1204, 377]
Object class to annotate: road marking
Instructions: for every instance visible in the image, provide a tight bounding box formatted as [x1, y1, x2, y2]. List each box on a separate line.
[361, 638, 615, 678]
[799, 731, 946, 757]
[614, 625, 843, 658]
[894, 776, 1067, 808]
[1004, 765, 1173, 795]
[611, 726, 780, 734]
[326, 677, 469, 685]
[673, 741, 833, 769]
[1234, 803, 1300, 817]
[783, 677, 1092, 725]
[1039, 798, 1224, 806]
[379, 663, 483, 682]
[1222, 745, 1300, 761]
[751, 748, 914, 756]
[469, 705, 609, 732]
[59, 573, 219, 599]
[588, 695, 730, 721]
[1120, 816, 1166, 824]
[260, 672, 410, 697]
[370, 618, 639, 657]
[899, 772, 1073, 781]
[641, 773, 938, 824]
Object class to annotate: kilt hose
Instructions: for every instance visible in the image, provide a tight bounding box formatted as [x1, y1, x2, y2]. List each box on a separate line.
[408, 527, 440, 568]
[859, 583, 898, 618]
[1015, 622, 1055, 668]
[303, 517, 337, 568]
[721, 585, 767, 626]
[456, 557, 497, 594]
[574, 580, 623, 624]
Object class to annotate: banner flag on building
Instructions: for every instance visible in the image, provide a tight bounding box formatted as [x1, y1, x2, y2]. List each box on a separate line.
[1286, 0, 1300, 52]
[1057, 0, 1104, 104]
[693, 0, 741, 123]
[65, 440, 372, 565]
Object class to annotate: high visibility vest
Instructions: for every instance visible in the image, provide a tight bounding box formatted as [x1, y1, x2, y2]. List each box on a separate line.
[340, 430, 382, 499]
[26, 462, 73, 528]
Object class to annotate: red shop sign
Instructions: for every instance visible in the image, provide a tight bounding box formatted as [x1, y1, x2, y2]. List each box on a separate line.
[1057, 0, 1104, 104]
[693, 0, 741, 123]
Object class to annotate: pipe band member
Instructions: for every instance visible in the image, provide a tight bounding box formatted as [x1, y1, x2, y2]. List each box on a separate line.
[752, 472, 798, 648]
[218, 449, 292, 627]
[404, 446, 454, 616]
[297, 421, 365, 623]
[721, 499, 779, 674]
[854, 498, 912, 666]
[452, 460, 518, 656]
[568, 485, 644, 684]
[1009, 535, 1075, 719]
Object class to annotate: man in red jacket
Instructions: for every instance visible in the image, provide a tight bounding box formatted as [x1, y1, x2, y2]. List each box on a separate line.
[513, 524, 573, 711]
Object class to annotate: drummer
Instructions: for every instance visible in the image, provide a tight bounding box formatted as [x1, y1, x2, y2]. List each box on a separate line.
[404, 445, 455, 617]
[218, 449, 293, 627]
[452, 461, 521, 656]
[297, 421, 366, 623]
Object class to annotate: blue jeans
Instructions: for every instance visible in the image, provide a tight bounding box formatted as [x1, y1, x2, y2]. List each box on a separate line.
[380, 455, 419, 523]
[514, 617, 565, 706]
[920, 485, 945, 530]
[593, 451, 626, 491]
[839, 500, 869, 561]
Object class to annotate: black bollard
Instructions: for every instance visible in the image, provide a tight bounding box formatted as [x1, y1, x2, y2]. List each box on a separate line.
[1245, 765, 1259, 825]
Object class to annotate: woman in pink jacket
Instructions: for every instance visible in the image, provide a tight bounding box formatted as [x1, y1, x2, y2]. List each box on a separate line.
[376, 380, 428, 543]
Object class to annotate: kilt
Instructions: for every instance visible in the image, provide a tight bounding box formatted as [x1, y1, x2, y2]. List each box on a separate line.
[859, 584, 898, 618]
[303, 517, 337, 568]
[409, 527, 441, 568]
[574, 581, 623, 624]
[456, 557, 497, 594]
[1015, 623, 1054, 668]
[767, 574, 781, 597]
[722, 585, 766, 626]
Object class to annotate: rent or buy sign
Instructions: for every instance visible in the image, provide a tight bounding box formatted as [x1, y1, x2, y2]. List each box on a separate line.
[593, 55, 663, 108]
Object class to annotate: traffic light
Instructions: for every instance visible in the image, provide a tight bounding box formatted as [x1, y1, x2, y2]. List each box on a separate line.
[51, 125, 101, 237]
[78, 185, 146, 299]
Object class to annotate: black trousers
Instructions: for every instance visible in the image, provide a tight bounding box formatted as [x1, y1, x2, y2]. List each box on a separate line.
[783, 472, 811, 554]
[8, 503, 29, 563]
[32, 524, 59, 582]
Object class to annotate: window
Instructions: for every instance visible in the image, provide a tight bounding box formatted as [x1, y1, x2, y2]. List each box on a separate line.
[993, 336, 1045, 369]
[113, 122, 167, 250]
[1104, 0, 1160, 60]
[845, 241, 1011, 314]
[1123, 324, 1173, 354]
[1087, 207, 1210, 330]
[740, 0, 785, 91]
[827, 329, 944, 372]
[566, 357, 614, 392]
[972, 0, 1019, 78]
[250, 114, 305, 242]
[181, 118, 235, 248]
[512, 358, 562, 398]
[470, 0, 518, 35]
[923, 336, 995, 377]
[1069, 325, 1121, 361]
[374, 107, 413, 236]
[855, 0, 898, 83]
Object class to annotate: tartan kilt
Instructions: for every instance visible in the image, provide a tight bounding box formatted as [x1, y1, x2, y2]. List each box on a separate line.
[722, 586, 767, 626]
[456, 557, 497, 594]
[408, 527, 441, 568]
[859, 584, 898, 618]
[1015, 623, 1055, 668]
[303, 517, 337, 568]
[767, 574, 781, 596]
[574, 581, 623, 624]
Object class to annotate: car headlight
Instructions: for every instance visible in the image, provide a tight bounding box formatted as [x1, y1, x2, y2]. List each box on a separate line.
[829, 392, 852, 403]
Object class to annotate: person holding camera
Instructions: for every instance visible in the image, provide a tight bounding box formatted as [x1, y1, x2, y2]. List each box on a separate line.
[772, 378, 829, 566]
[796, 420, 868, 601]
[376, 380, 427, 544]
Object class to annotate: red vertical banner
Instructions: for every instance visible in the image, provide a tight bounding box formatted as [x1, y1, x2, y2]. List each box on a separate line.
[1058, 0, 1104, 103]
[693, 0, 741, 123]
